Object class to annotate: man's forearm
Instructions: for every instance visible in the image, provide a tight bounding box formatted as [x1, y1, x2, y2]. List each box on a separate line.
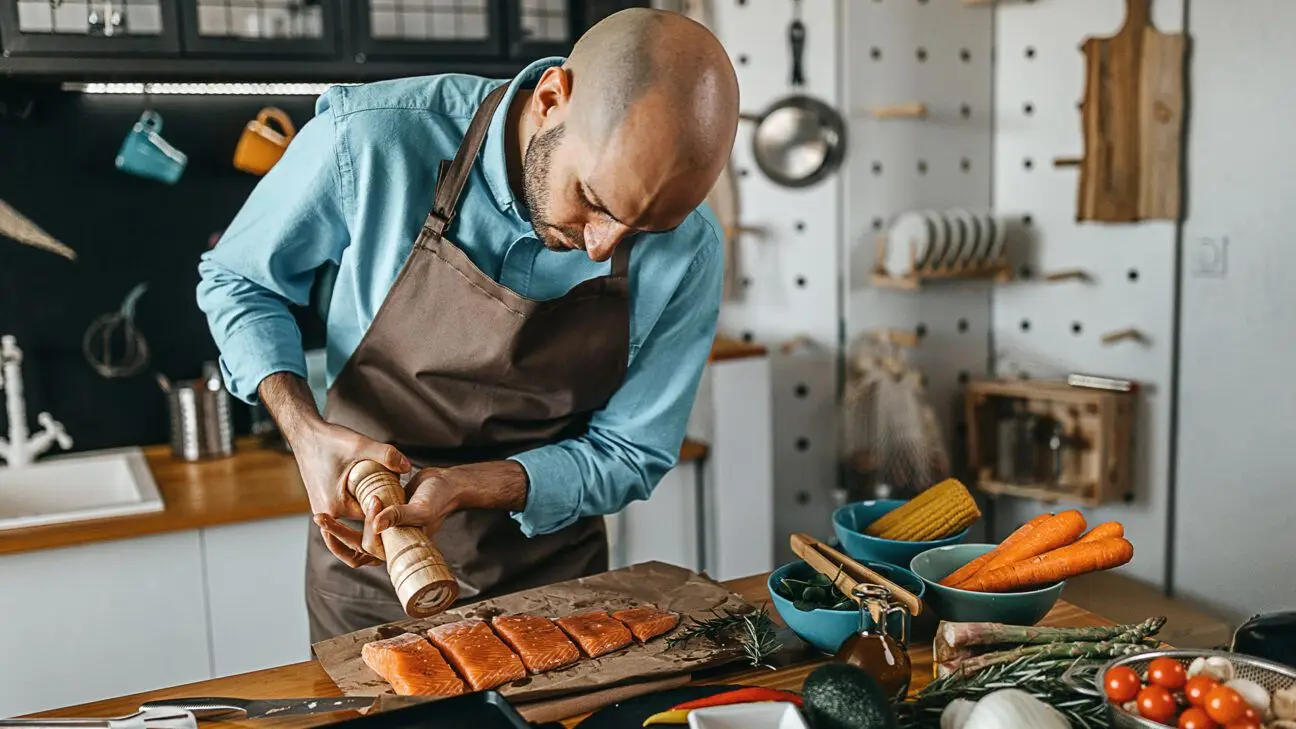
[258, 372, 325, 443]
[444, 461, 529, 513]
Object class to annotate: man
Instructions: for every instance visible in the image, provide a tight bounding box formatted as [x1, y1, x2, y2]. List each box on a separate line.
[196, 8, 741, 642]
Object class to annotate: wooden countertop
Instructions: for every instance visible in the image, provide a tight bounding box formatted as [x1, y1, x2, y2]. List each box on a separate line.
[25, 574, 1112, 727]
[0, 437, 712, 557]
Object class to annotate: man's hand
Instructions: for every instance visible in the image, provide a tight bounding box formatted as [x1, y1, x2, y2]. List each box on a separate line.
[258, 372, 411, 568]
[362, 460, 529, 554]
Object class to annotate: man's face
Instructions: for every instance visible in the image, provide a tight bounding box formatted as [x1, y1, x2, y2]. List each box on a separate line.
[519, 93, 717, 263]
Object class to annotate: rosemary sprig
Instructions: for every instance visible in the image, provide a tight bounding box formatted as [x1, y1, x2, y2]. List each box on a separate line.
[895, 655, 1109, 729]
[667, 604, 783, 668]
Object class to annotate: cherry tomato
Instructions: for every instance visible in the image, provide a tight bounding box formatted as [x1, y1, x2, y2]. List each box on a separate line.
[1178, 707, 1218, 729]
[1148, 657, 1189, 690]
[1185, 675, 1220, 706]
[1224, 717, 1261, 729]
[1105, 665, 1143, 702]
[1137, 684, 1178, 724]
[1205, 686, 1247, 724]
[1240, 706, 1260, 722]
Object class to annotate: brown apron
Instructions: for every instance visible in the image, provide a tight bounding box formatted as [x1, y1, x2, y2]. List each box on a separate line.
[305, 85, 633, 643]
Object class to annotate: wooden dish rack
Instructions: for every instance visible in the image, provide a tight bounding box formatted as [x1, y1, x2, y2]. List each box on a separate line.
[871, 235, 1013, 290]
[963, 378, 1136, 507]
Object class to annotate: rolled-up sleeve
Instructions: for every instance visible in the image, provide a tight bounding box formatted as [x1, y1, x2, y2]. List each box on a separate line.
[196, 103, 350, 404]
[509, 227, 723, 536]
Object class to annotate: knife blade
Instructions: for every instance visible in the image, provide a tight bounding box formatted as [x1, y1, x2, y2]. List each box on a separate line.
[136, 698, 374, 721]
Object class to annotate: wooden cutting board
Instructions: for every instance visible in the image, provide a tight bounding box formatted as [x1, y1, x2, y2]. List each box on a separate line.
[1077, 0, 1186, 222]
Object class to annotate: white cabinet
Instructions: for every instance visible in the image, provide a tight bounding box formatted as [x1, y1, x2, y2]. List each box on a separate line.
[612, 466, 701, 572]
[0, 532, 212, 718]
[201, 516, 312, 678]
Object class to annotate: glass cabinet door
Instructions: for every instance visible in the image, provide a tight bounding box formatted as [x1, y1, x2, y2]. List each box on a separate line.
[353, 0, 503, 59]
[505, 0, 570, 61]
[179, 0, 341, 56]
[0, 0, 181, 54]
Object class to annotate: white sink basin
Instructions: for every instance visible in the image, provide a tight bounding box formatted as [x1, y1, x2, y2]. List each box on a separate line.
[0, 447, 164, 531]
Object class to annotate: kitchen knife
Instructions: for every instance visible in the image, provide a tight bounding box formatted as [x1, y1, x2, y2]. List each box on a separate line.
[0, 708, 195, 729]
[136, 698, 374, 721]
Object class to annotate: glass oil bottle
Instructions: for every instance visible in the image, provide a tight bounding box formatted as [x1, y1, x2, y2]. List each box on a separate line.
[833, 583, 912, 699]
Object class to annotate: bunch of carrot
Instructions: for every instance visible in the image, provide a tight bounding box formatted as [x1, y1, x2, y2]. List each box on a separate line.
[939, 511, 1134, 593]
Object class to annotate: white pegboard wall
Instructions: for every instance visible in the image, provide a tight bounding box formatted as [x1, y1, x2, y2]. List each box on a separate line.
[989, 0, 1184, 589]
[703, 0, 844, 564]
[842, 0, 996, 534]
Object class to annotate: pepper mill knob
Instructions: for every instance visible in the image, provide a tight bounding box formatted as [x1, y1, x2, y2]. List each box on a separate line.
[346, 459, 459, 618]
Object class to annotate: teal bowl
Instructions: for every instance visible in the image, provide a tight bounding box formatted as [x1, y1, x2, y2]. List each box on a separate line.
[768, 560, 926, 654]
[909, 544, 1065, 625]
[832, 500, 970, 569]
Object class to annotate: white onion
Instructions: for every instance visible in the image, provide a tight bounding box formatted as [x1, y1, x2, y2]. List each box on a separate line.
[939, 698, 977, 729]
[961, 689, 1069, 729]
[1225, 677, 1270, 715]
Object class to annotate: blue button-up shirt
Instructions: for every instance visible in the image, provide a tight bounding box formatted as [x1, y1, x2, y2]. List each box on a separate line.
[196, 57, 724, 538]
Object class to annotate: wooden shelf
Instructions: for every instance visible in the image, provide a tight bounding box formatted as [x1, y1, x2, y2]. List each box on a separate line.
[872, 234, 1012, 290]
[978, 475, 1102, 507]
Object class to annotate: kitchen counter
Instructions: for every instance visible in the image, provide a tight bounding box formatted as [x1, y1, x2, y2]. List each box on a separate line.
[23, 573, 1111, 728]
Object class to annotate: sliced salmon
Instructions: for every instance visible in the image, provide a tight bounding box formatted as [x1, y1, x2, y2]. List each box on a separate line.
[427, 619, 527, 691]
[361, 632, 466, 697]
[554, 611, 634, 658]
[611, 607, 680, 644]
[490, 614, 581, 673]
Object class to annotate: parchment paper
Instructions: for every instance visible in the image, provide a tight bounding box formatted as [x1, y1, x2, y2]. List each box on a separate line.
[312, 562, 756, 704]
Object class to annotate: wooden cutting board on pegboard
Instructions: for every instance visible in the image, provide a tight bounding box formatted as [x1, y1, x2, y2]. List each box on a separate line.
[1076, 0, 1186, 222]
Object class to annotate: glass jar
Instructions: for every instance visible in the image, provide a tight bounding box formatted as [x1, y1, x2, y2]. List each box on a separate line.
[832, 583, 912, 699]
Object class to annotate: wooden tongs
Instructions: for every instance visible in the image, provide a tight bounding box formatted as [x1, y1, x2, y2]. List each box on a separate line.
[789, 533, 923, 615]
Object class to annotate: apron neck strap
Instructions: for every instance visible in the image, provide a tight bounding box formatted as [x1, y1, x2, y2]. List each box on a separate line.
[425, 84, 509, 238]
[610, 238, 635, 278]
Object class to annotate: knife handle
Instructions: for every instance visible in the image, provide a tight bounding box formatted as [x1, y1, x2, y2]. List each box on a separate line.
[348, 460, 460, 618]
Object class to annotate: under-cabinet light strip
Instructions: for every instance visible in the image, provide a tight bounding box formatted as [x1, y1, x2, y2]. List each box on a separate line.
[62, 82, 358, 96]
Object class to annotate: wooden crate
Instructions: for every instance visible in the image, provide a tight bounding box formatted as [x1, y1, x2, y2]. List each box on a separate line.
[964, 378, 1136, 506]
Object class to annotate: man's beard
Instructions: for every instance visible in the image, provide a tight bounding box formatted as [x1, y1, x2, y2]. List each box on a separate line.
[521, 122, 584, 251]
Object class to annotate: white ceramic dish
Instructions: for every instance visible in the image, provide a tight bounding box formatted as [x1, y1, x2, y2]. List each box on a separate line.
[952, 208, 984, 264]
[687, 702, 809, 729]
[985, 212, 1007, 262]
[921, 209, 949, 270]
[885, 211, 931, 276]
[938, 209, 964, 267]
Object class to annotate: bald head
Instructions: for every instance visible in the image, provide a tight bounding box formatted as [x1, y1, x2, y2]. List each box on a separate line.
[512, 8, 739, 262]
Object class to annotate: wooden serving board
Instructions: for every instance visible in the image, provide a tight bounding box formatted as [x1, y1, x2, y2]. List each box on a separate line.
[311, 562, 755, 705]
[1077, 0, 1186, 222]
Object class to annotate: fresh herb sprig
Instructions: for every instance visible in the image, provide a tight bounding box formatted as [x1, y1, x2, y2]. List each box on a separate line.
[771, 567, 854, 611]
[667, 604, 783, 668]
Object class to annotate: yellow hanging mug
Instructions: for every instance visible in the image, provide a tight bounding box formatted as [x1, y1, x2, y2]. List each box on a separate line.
[233, 107, 296, 176]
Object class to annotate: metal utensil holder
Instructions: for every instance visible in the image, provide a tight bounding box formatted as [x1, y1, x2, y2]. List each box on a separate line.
[158, 363, 233, 461]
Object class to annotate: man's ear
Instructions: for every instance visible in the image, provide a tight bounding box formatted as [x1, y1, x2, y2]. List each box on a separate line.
[529, 66, 572, 124]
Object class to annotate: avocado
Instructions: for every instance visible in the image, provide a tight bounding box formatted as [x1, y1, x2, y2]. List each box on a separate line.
[802, 663, 900, 729]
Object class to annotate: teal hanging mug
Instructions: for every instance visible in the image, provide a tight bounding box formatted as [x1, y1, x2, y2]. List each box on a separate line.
[115, 110, 187, 184]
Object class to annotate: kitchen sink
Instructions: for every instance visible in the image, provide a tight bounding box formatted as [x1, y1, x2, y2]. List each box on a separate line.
[0, 447, 164, 531]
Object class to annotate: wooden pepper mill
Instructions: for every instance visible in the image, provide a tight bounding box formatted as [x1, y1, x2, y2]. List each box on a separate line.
[346, 460, 459, 618]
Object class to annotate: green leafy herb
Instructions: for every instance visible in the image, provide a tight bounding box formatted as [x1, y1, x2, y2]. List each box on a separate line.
[777, 567, 855, 612]
[667, 604, 783, 668]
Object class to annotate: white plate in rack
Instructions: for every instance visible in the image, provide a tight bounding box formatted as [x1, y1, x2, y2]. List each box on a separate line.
[885, 211, 933, 277]
[950, 208, 983, 266]
[922, 209, 950, 272]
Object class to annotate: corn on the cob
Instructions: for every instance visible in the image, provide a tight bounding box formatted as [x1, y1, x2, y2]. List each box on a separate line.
[866, 479, 981, 541]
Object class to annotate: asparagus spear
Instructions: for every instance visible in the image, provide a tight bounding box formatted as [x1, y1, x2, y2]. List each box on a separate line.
[939, 639, 1157, 677]
[936, 616, 1166, 653]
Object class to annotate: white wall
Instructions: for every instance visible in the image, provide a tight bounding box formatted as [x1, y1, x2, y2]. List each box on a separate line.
[1174, 0, 1296, 621]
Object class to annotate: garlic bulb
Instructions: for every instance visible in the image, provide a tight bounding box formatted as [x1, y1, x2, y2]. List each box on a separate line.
[1225, 678, 1270, 715]
[1188, 655, 1235, 682]
[1275, 686, 1296, 721]
[961, 689, 1069, 729]
[940, 698, 977, 729]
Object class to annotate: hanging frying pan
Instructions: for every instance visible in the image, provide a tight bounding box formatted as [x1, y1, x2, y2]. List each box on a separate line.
[740, 0, 847, 188]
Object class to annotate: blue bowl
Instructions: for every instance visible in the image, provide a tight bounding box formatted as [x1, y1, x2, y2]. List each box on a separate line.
[910, 544, 1065, 625]
[833, 500, 970, 568]
[767, 560, 927, 654]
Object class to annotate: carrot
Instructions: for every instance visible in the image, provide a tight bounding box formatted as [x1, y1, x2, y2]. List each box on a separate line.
[940, 514, 1051, 587]
[976, 509, 1087, 573]
[959, 537, 1134, 593]
[1077, 521, 1124, 544]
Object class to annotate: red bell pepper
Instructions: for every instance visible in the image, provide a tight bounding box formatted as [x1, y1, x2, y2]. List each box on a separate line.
[668, 686, 804, 712]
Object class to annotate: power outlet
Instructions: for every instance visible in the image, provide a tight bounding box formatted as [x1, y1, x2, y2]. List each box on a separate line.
[1192, 235, 1229, 278]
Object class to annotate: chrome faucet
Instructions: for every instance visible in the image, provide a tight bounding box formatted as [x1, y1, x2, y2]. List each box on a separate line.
[0, 335, 72, 468]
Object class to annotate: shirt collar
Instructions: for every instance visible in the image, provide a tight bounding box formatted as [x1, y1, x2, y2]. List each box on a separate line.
[481, 56, 566, 219]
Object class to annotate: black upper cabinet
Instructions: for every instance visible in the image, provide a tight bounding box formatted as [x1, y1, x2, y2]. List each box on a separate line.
[352, 0, 503, 60]
[0, 0, 181, 55]
[178, 0, 342, 57]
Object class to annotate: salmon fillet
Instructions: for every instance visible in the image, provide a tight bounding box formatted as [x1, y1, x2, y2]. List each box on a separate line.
[361, 633, 465, 697]
[611, 607, 680, 644]
[490, 615, 581, 673]
[554, 611, 634, 658]
[427, 619, 527, 691]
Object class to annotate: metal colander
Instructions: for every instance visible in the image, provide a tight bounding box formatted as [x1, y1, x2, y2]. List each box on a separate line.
[1094, 649, 1296, 728]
